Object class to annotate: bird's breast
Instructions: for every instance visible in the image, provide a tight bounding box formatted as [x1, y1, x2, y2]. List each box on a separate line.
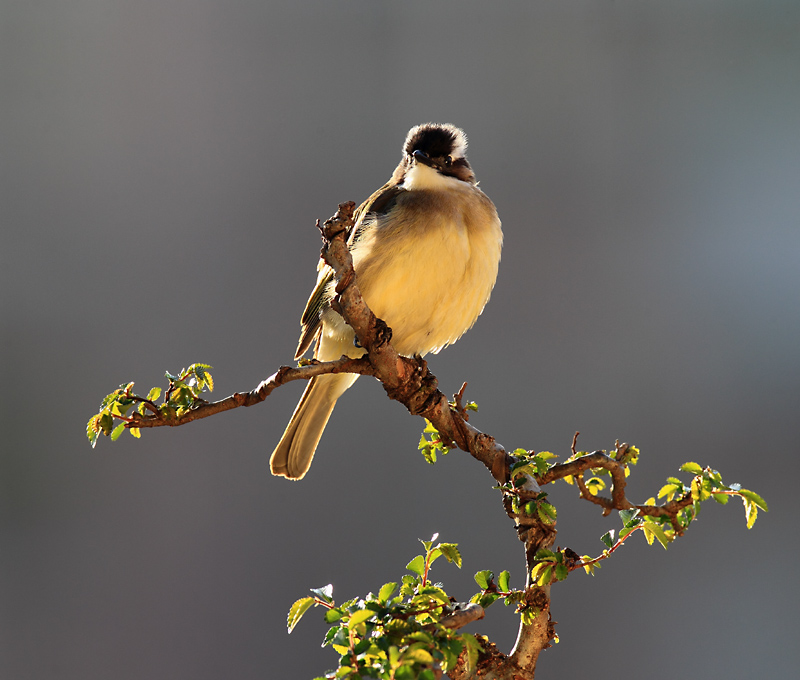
[349, 186, 502, 356]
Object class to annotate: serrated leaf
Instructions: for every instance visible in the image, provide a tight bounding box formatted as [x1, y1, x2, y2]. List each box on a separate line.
[287, 597, 315, 632]
[348, 608, 374, 629]
[681, 461, 704, 475]
[98, 412, 114, 436]
[459, 634, 483, 671]
[86, 414, 101, 447]
[619, 508, 639, 525]
[403, 647, 434, 664]
[534, 564, 552, 586]
[739, 489, 768, 512]
[478, 592, 501, 609]
[658, 483, 679, 500]
[744, 499, 758, 529]
[438, 543, 461, 568]
[324, 608, 343, 624]
[498, 570, 510, 592]
[426, 547, 443, 568]
[378, 582, 397, 603]
[537, 502, 557, 525]
[406, 555, 425, 577]
[555, 563, 568, 581]
[474, 570, 493, 590]
[110, 422, 126, 441]
[712, 492, 730, 505]
[646, 522, 671, 549]
[310, 584, 334, 604]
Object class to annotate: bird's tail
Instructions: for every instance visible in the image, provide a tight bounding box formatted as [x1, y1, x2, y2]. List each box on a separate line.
[270, 373, 359, 480]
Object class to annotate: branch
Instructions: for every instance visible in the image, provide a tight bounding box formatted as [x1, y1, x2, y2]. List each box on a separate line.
[433, 603, 485, 631]
[314, 202, 514, 485]
[538, 439, 694, 534]
[127, 356, 374, 428]
[120, 202, 511, 485]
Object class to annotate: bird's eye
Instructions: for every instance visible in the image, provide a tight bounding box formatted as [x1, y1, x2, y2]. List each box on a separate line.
[444, 155, 453, 166]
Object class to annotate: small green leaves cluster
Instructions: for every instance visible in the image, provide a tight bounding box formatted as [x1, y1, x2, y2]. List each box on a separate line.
[498, 449, 559, 522]
[86, 363, 214, 447]
[530, 549, 572, 586]
[661, 462, 768, 530]
[562, 442, 640, 491]
[418, 420, 451, 464]
[288, 536, 484, 679]
[469, 568, 539, 624]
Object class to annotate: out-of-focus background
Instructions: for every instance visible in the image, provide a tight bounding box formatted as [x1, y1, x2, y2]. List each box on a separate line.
[2, 1, 798, 678]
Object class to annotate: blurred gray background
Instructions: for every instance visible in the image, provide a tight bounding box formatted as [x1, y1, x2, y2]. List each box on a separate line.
[2, 1, 798, 678]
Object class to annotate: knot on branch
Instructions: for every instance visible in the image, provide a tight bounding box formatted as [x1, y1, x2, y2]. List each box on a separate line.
[382, 356, 439, 416]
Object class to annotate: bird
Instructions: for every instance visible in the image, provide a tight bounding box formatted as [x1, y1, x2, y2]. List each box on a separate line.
[270, 123, 503, 479]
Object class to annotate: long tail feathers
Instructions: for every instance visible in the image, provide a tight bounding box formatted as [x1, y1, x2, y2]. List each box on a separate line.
[270, 373, 359, 480]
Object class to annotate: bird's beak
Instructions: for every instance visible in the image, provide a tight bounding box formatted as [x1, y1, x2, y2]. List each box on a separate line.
[412, 149, 436, 168]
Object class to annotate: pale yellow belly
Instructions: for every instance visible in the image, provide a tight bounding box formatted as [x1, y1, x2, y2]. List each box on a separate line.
[350, 200, 502, 356]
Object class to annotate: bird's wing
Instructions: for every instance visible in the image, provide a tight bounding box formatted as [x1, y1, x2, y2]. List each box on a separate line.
[294, 182, 405, 360]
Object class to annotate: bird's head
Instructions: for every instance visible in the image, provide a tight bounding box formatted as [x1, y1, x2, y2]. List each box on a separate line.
[399, 123, 476, 185]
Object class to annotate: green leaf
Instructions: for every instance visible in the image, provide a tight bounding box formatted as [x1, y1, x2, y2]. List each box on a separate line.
[310, 584, 334, 604]
[739, 489, 768, 512]
[534, 564, 552, 586]
[287, 596, 315, 632]
[423, 419, 438, 433]
[658, 483, 680, 500]
[438, 543, 462, 568]
[537, 501, 557, 525]
[601, 530, 615, 548]
[86, 415, 101, 447]
[474, 570, 493, 590]
[712, 492, 730, 505]
[459, 634, 483, 672]
[498, 570, 510, 593]
[377, 582, 397, 603]
[99, 412, 114, 436]
[476, 592, 501, 609]
[403, 647, 433, 664]
[744, 499, 758, 529]
[348, 608, 374, 629]
[619, 508, 639, 526]
[585, 477, 606, 495]
[110, 423, 126, 441]
[406, 555, 425, 577]
[324, 608, 343, 624]
[680, 461, 704, 475]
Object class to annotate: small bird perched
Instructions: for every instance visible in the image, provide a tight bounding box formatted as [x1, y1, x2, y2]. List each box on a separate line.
[271, 123, 503, 479]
